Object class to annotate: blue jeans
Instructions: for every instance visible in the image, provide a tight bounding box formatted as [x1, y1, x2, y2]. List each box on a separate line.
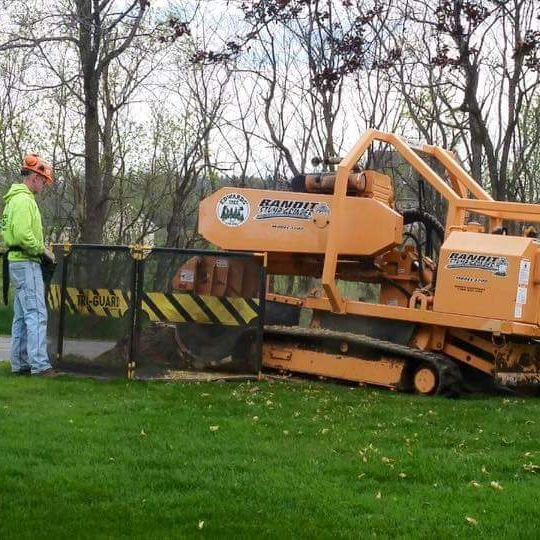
[9, 261, 51, 374]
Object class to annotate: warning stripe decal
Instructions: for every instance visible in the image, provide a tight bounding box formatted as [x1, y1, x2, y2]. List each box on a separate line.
[193, 295, 224, 324]
[77, 288, 96, 316]
[142, 292, 259, 326]
[225, 297, 259, 324]
[166, 294, 195, 323]
[47, 287, 56, 310]
[46, 285, 130, 318]
[200, 295, 238, 325]
[173, 294, 211, 323]
[220, 297, 249, 325]
[65, 290, 78, 315]
[46, 285, 260, 325]
[54, 284, 61, 309]
[47, 284, 62, 310]
[143, 292, 185, 323]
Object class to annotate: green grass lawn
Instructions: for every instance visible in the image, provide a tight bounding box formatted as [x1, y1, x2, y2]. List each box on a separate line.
[0, 364, 539, 539]
[0, 304, 12, 335]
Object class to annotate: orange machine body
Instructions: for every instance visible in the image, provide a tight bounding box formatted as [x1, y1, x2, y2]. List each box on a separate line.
[200, 188, 402, 259]
[434, 232, 539, 324]
[192, 129, 540, 393]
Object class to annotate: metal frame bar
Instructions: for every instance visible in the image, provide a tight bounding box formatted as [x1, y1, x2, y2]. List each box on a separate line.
[66, 244, 131, 251]
[255, 258, 267, 373]
[321, 129, 540, 314]
[127, 256, 141, 379]
[129, 258, 145, 379]
[149, 246, 262, 260]
[55, 247, 71, 363]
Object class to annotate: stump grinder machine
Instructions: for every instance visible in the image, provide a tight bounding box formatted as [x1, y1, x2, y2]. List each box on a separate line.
[175, 129, 540, 395]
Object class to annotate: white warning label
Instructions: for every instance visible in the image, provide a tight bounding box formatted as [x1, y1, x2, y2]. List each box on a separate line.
[180, 270, 195, 283]
[519, 259, 531, 286]
[516, 285, 528, 305]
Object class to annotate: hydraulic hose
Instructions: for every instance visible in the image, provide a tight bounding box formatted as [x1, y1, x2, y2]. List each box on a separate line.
[402, 209, 445, 242]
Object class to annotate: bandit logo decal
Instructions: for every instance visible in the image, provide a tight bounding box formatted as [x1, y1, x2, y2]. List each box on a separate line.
[255, 198, 330, 220]
[217, 193, 250, 227]
[446, 252, 508, 277]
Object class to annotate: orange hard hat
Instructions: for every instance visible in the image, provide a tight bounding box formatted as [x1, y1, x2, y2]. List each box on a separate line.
[22, 153, 53, 185]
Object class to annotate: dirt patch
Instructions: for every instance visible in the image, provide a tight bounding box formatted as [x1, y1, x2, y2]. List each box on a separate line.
[56, 323, 258, 378]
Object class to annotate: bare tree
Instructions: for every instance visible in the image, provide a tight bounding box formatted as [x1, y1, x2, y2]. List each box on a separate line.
[187, 0, 389, 178]
[151, 57, 230, 248]
[0, 0, 152, 242]
[386, 0, 540, 200]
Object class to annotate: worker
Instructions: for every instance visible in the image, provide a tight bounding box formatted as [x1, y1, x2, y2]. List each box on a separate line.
[2, 154, 56, 376]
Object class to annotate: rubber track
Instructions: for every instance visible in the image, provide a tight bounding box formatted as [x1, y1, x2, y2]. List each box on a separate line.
[264, 325, 463, 396]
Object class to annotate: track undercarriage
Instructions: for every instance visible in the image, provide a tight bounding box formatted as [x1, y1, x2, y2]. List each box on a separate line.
[172, 306, 467, 396]
[173, 300, 540, 396]
[262, 324, 463, 396]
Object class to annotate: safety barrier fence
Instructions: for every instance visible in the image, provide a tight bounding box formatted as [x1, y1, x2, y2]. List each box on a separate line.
[46, 245, 266, 379]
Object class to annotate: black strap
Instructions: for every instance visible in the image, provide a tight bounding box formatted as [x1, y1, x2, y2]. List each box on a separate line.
[3, 246, 23, 306]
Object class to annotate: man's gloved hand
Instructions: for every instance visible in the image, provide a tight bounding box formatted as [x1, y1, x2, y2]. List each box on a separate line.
[43, 247, 56, 264]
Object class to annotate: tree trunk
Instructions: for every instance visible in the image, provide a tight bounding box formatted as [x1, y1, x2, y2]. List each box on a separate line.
[80, 75, 106, 243]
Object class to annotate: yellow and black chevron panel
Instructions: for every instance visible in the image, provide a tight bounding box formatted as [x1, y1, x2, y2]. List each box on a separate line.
[47, 286, 130, 318]
[141, 292, 260, 326]
[47, 285, 260, 325]
[47, 284, 62, 310]
[67, 288, 130, 318]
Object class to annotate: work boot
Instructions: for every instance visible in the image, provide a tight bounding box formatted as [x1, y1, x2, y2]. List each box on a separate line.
[33, 368, 62, 378]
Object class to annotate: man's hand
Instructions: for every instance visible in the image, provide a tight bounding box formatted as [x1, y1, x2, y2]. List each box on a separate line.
[43, 247, 55, 264]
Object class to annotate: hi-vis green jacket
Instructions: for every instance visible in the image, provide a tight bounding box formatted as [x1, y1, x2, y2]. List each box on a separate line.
[2, 183, 45, 262]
